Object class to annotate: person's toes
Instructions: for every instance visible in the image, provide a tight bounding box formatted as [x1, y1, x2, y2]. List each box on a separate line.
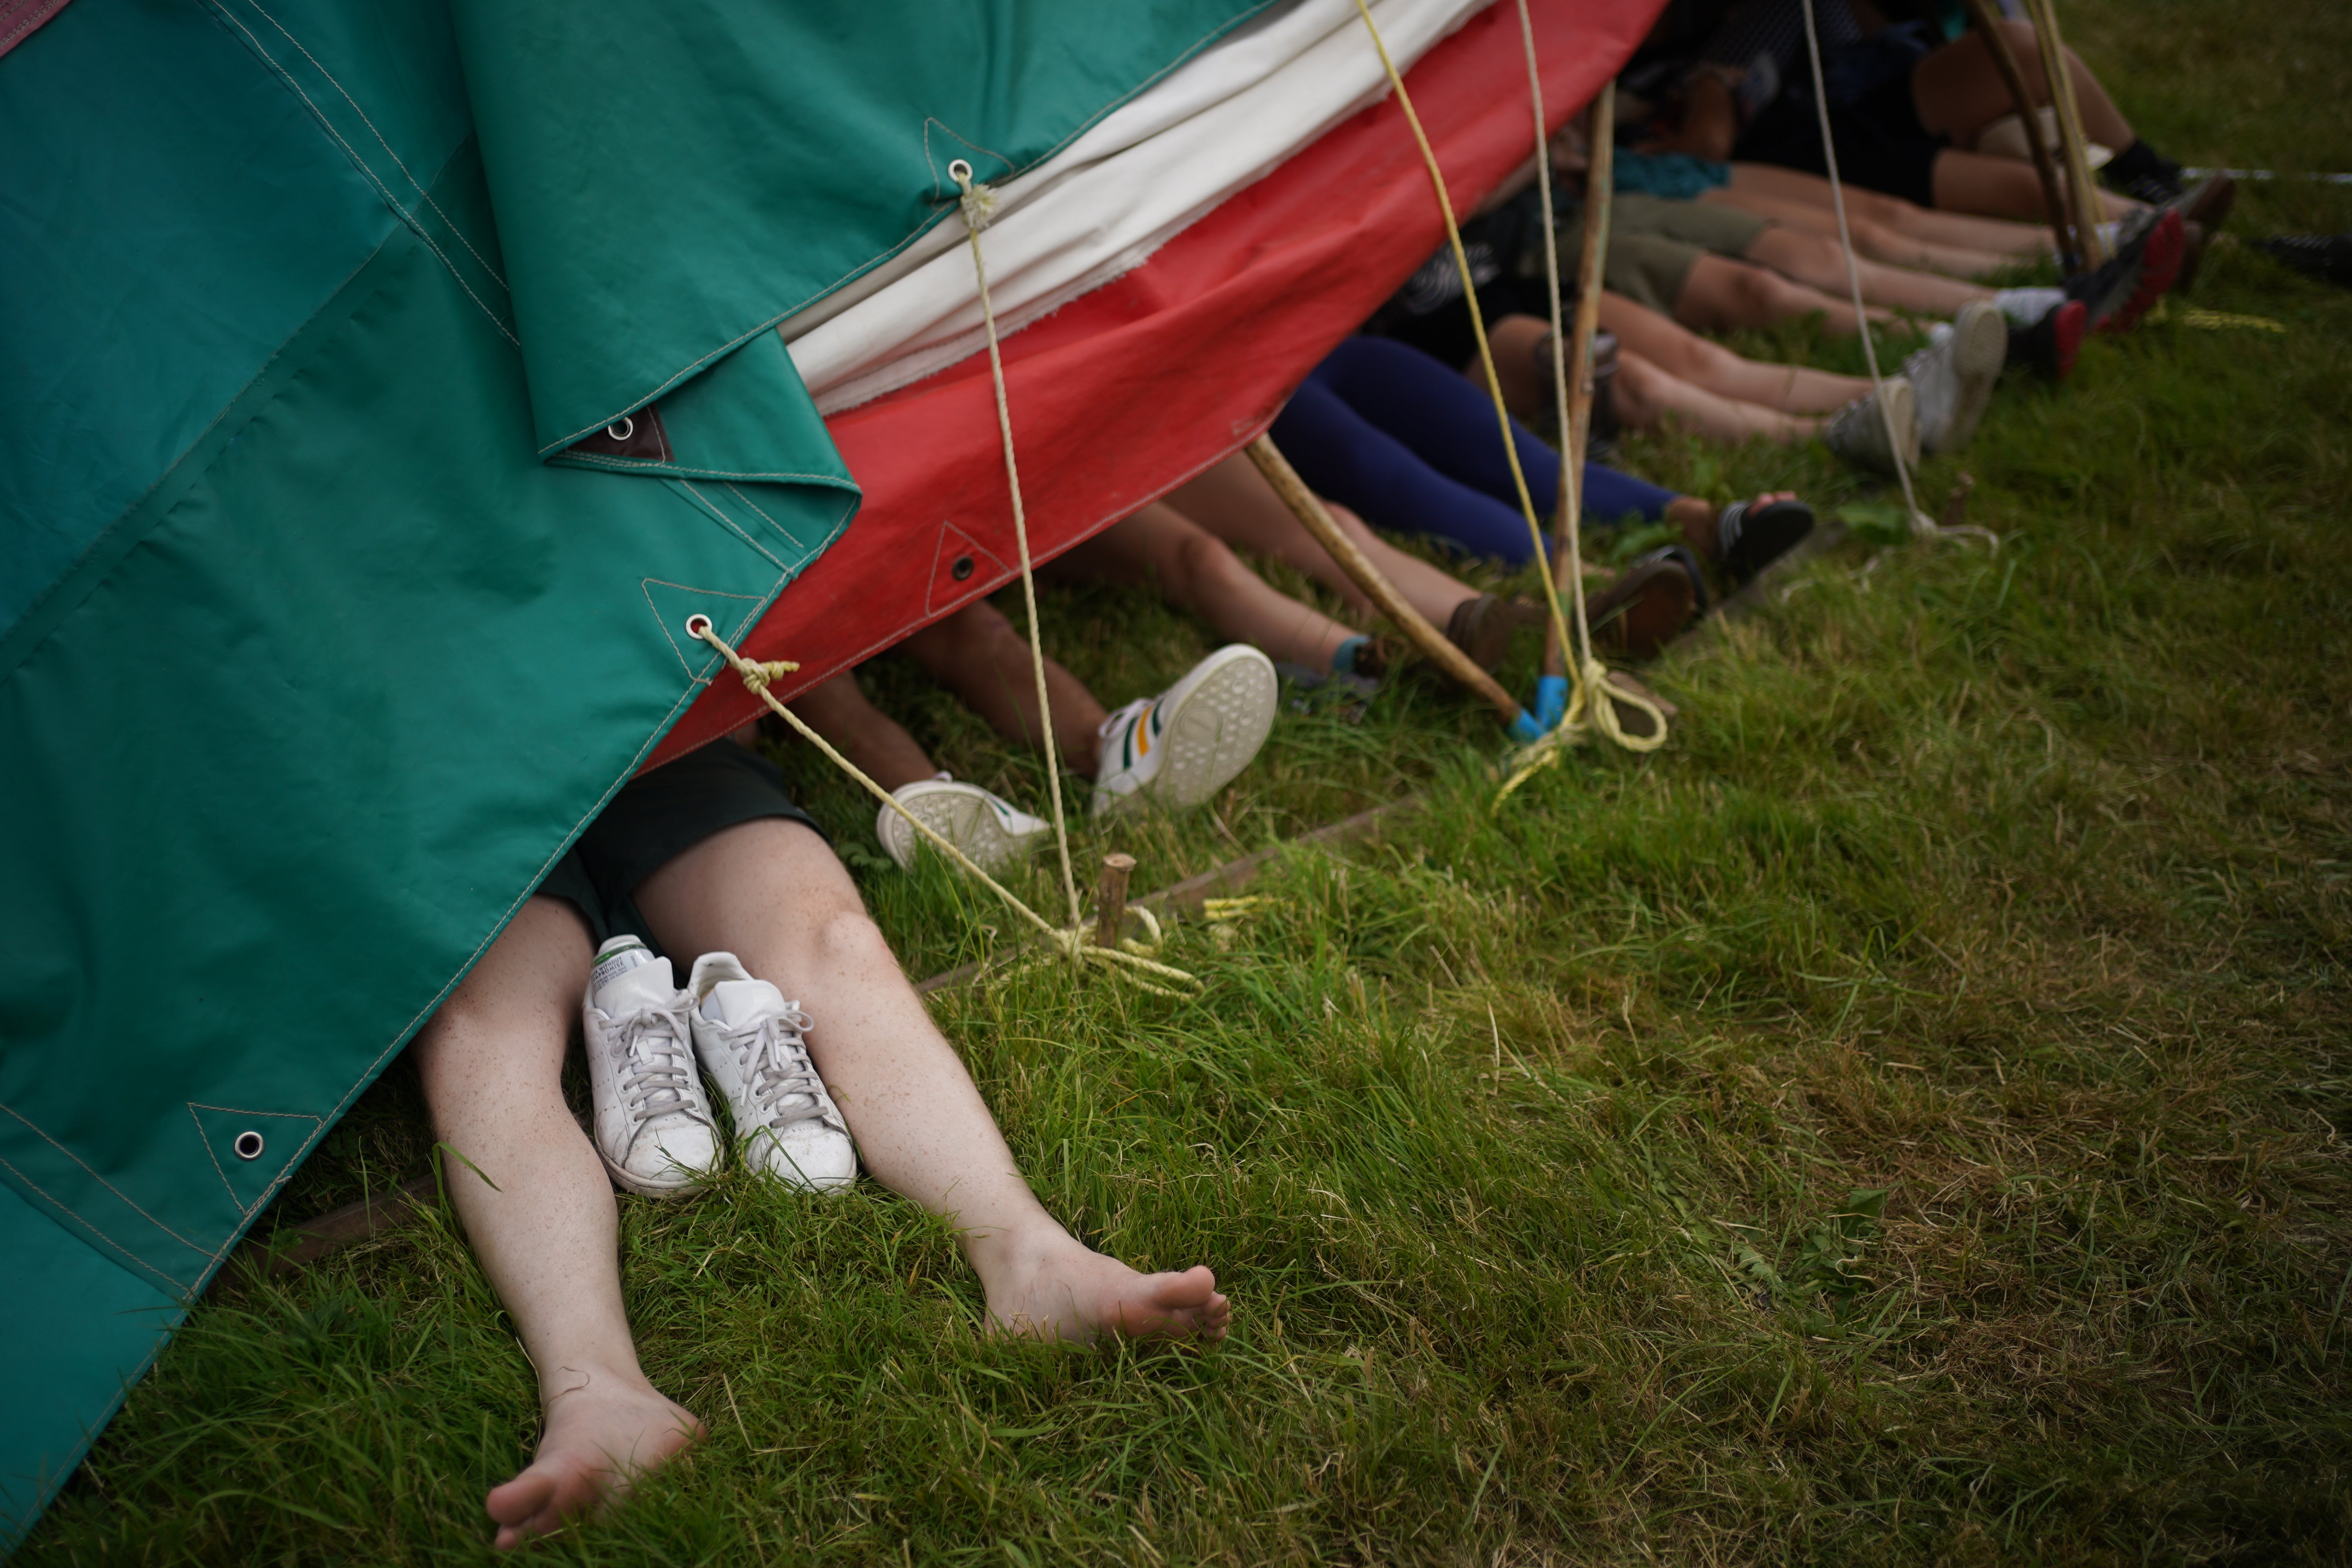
[486, 1469, 560, 1533]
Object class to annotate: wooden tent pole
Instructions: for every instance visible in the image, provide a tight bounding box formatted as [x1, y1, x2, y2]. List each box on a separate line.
[1243, 434, 1526, 726]
[2022, 0, 2108, 265]
[1959, 0, 2082, 274]
[1542, 83, 1614, 681]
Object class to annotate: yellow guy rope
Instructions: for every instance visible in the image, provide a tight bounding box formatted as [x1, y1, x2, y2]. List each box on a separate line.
[1350, 0, 1664, 779]
[947, 158, 1086, 942]
[688, 617, 1199, 996]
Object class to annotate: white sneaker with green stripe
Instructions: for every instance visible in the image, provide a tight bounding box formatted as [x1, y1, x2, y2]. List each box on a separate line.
[1091, 644, 1277, 817]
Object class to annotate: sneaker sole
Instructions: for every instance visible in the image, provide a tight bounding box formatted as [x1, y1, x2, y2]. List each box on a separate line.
[2099, 211, 2182, 334]
[882, 786, 1041, 874]
[1111, 647, 1276, 815]
[1929, 303, 2008, 454]
[598, 1152, 710, 1199]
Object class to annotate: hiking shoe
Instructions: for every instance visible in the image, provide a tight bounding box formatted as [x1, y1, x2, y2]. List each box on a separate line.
[1713, 497, 1816, 587]
[583, 937, 720, 1197]
[1902, 301, 2007, 455]
[2009, 298, 2087, 380]
[1445, 593, 1545, 673]
[685, 953, 856, 1192]
[1092, 644, 1277, 816]
[1587, 548, 1702, 659]
[2068, 207, 2182, 333]
[877, 776, 1049, 875]
[1821, 378, 1919, 475]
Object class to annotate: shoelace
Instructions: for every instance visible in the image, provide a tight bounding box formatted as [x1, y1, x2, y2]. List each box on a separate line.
[616, 1011, 708, 1129]
[733, 1007, 836, 1131]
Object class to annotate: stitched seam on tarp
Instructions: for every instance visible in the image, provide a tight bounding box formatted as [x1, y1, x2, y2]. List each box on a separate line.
[721, 484, 816, 552]
[203, 2, 518, 348]
[642, 579, 762, 676]
[674, 483, 789, 572]
[0, 1149, 187, 1294]
[536, 0, 1285, 454]
[557, 453, 855, 484]
[234, 0, 509, 290]
[185, 1104, 323, 1219]
[0, 1100, 213, 1269]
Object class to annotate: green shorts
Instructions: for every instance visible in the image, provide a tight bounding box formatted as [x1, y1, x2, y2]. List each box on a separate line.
[1555, 192, 1772, 315]
[539, 739, 823, 958]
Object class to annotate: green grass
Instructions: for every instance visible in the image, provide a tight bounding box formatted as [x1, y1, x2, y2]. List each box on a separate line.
[24, 5, 2352, 1561]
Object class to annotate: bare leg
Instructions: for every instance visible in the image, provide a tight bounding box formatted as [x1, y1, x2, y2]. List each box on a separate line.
[1593, 298, 1872, 413]
[1054, 503, 1358, 674]
[1165, 457, 1481, 630]
[786, 673, 939, 792]
[1704, 185, 2041, 272]
[1726, 162, 2066, 251]
[1911, 20, 2138, 150]
[898, 600, 1110, 779]
[411, 899, 702, 1550]
[1671, 252, 1889, 335]
[633, 818, 1230, 1342]
[1474, 312, 1825, 444]
[1929, 145, 2134, 224]
[1744, 225, 1995, 314]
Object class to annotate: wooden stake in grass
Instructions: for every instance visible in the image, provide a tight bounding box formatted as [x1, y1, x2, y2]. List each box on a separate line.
[1243, 434, 1526, 727]
[1094, 852, 1136, 950]
[1960, 0, 2083, 273]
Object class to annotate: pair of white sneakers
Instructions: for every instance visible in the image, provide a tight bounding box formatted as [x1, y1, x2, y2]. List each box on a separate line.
[582, 935, 855, 1197]
[876, 643, 1278, 873]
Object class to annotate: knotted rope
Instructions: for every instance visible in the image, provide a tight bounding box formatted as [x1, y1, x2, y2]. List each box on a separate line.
[690, 617, 1199, 994]
[1351, 0, 1666, 772]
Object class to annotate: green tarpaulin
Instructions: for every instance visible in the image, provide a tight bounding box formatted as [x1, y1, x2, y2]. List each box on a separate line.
[0, 0, 1265, 1540]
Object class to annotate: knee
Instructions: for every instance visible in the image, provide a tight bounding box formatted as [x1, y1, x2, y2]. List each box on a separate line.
[1163, 526, 1246, 604]
[1723, 265, 1786, 319]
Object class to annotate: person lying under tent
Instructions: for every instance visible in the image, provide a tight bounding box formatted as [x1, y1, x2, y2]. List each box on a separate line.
[1469, 123, 2105, 376]
[1370, 218, 1984, 472]
[412, 737, 1230, 1549]
[782, 597, 1278, 873]
[1656, 0, 2197, 221]
[784, 477, 1688, 873]
[1261, 334, 1818, 601]
[1610, 67, 2221, 328]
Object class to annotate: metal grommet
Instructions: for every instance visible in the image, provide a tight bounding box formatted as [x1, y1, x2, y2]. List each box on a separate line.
[950, 554, 976, 582]
[684, 614, 713, 639]
[947, 158, 973, 183]
[606, 416, 635, 443]
[232, 1130, 265, 1161]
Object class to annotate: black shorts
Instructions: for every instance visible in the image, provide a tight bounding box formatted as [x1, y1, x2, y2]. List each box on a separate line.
[1735, 59, 1945, 209]
[539, 740, 823, 957]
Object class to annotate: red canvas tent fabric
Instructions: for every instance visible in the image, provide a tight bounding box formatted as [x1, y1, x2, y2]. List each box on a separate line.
[651, 0, 1662, 767]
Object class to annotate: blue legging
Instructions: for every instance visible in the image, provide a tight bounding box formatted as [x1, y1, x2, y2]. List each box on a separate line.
[1270, 335, 1674, 566]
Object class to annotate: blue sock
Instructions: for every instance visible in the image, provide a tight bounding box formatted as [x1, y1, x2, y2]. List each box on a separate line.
[1331, 635, 1371, 676]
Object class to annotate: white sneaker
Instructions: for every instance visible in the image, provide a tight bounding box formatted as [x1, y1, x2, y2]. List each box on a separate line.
[1821, 377, 1920, 476]
[685, 953, 857, 1192]
[582, 936, 720, 1197]
[1902, 302, 2007, 454]
[1091, 644, 1277, 817]
[877, 776, 1051, 874]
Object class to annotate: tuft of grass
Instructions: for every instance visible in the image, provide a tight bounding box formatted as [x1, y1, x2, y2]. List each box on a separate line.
[26, 4, 2352, 1561]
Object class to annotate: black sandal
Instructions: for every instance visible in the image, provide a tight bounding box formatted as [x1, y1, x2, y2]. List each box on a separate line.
[1715, 498, 1815, 588]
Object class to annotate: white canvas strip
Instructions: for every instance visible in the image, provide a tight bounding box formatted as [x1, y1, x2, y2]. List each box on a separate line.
[782, 0, 1492, 413]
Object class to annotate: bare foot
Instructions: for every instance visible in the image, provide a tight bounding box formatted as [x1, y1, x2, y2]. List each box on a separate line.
[485, 1365, 703, 1550]
[980, 1235, 1230, 1344]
